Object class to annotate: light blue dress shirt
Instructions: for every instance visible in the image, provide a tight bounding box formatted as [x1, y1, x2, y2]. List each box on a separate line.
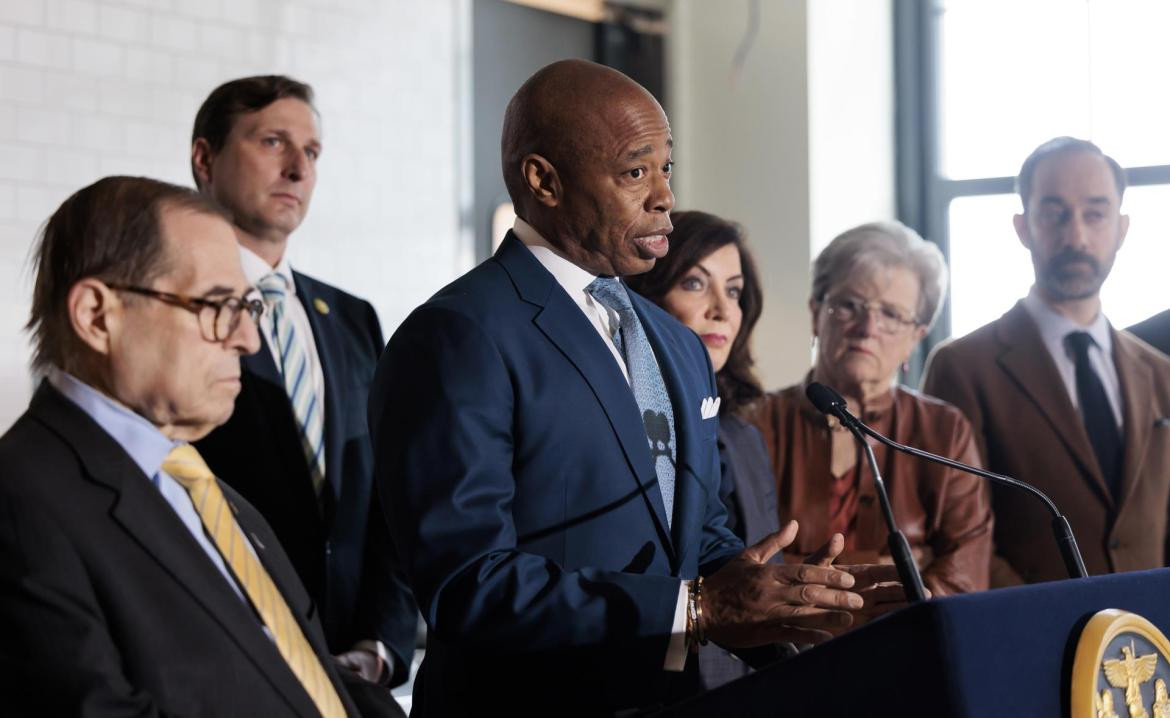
[48, 368, 254, 605]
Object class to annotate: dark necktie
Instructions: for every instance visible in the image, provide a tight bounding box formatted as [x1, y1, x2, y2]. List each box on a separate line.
[1065, 331, 1123, 496]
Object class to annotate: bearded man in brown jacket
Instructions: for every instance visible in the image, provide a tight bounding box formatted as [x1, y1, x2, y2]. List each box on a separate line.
[924, 137, 1170, 586]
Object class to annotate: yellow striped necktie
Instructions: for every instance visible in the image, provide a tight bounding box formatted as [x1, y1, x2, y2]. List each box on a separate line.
[162, 444, 346, 718]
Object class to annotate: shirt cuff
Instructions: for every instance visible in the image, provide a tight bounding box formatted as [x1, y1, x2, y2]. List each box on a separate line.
[664, 580, 690, 672]
[353, 639, 393, 685]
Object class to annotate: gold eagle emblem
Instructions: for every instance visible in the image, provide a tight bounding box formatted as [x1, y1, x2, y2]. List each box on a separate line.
[1103, 641, 1158, 718]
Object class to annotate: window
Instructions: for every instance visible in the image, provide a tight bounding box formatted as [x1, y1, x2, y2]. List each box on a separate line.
[899, 0, 1170, 345]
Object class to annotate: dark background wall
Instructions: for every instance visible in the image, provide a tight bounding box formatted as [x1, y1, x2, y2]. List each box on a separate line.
[471, 0, 593, 259]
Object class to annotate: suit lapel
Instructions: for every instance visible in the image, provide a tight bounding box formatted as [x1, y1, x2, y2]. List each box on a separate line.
[634, 293, 706, 567]
[495, 233, 675, 556]
[1113, 330, 1154, 508]
[995, 302, 1113, 504]
[293, 272, 344, 504]
[30, 385, 323, 718]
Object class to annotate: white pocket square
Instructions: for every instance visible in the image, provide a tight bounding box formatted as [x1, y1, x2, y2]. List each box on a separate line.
[700, 396, 721, 420]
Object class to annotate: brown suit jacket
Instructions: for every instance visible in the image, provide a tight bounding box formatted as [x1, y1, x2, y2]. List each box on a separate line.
[923, 300, 1170, 585]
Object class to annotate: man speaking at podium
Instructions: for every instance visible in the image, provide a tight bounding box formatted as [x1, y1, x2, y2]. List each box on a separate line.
[370, 60, 899, 715]
[925, 137, 1170, 585]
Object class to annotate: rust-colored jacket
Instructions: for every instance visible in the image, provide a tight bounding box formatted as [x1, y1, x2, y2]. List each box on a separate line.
[750, 381, 993, 596]
[924, 300, 1170, 585]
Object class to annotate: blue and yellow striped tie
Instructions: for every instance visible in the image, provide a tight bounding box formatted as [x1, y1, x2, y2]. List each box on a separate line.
[258, 272, 325, 496]
[162, 444, 346, 718]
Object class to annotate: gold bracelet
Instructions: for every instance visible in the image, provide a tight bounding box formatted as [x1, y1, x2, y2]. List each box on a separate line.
[693, 576, 708, 646]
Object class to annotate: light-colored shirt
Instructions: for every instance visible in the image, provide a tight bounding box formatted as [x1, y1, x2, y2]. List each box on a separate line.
[46, 368, 259, 606]
[1022, 287, 1124, 429]
[238, 245, 391, 676]
[513, 217, 690, 671]
[238, 245, 328, 473]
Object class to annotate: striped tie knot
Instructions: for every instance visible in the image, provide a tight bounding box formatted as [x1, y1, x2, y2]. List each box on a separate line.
[161, 444, 216, 488]
[257, 272, 290, 305]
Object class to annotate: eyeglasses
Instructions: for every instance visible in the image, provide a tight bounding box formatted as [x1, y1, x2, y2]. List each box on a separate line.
[109, 285, 264, 342]
[822, 296, 920, 335]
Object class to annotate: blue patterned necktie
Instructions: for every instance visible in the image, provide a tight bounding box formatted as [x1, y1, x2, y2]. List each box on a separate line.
[587, 277, 677, 526]
[258, 272, 326, 497]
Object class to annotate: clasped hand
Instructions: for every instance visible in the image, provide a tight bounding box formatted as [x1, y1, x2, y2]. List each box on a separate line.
[701, 520, 908, 649]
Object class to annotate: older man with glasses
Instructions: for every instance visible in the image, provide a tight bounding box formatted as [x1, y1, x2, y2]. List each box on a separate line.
[0, 175, 360, 716]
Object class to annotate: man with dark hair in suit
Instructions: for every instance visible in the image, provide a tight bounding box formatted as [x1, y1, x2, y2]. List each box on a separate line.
[370, 59, 899, 716]
[0, 175, 358, 716]
[190, 75, 416, 698]
[925, 137, 1170, 585]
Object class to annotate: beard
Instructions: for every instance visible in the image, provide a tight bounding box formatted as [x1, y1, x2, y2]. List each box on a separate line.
[1036, 248, 1111, 301]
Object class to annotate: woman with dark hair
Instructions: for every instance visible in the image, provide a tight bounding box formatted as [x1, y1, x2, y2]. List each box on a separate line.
[626, 210, 773, 545]
[626, 210, 785, 689]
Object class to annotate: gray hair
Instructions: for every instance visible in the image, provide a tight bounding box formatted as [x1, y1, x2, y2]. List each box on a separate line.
[811, 220, 949, 330]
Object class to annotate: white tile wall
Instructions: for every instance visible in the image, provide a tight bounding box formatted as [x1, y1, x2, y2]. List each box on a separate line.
[0, 0, 471, 427]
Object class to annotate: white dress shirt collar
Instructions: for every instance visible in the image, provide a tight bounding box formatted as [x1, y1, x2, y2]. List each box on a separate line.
[512, 217, 629, 382]
[239, 244, 297, 296]
[1022, 286, 1113, 358]
[1021, 286, 1123, 427]
[512, 217, 599, 296]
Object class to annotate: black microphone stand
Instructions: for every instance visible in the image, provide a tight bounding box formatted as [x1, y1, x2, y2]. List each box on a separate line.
[848, 419, 1089, 580]
[807, 381, 1088, 581]
[837, 413, 929, 603]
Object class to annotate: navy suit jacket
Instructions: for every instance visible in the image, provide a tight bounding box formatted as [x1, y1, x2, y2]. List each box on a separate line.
[369, 233, 744, 715]
[197, 270, 416, 679]
[0, 383, 360, 717]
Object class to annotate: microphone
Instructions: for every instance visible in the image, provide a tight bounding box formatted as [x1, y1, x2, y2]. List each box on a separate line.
[807, 382, 1088, 580]
[805, 383, 929, 603]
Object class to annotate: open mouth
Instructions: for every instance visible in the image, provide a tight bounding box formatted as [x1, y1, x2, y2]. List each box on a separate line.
[633, 234, 669, 258]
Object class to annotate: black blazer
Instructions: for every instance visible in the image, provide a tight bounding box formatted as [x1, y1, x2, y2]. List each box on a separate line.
[0, 382, 359, 717]
[698, 414, 782, 690]
[196, 270, 416, 678]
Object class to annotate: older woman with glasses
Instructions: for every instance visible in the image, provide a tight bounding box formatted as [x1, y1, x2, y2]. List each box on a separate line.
[751, 221, 993, 603]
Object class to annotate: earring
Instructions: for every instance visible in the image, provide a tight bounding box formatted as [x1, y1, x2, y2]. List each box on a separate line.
[900, 361, 910, 374]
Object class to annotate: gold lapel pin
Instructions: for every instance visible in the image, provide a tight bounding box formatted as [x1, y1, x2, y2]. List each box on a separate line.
[313, 298, 330, 315]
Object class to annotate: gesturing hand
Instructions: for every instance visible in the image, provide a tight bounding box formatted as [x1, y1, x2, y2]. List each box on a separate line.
[800, 534, 909, 635]
[701, 521, 864, 649]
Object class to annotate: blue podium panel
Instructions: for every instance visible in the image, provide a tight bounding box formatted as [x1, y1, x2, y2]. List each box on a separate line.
[663, 569, 1170, 717]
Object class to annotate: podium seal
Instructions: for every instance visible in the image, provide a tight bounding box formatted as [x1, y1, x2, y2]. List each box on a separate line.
[1072, 609, 1170, 718]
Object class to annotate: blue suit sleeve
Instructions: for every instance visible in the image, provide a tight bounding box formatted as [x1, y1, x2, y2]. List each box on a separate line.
[353, 298, 419, 685]
[370, 306, 681, 671]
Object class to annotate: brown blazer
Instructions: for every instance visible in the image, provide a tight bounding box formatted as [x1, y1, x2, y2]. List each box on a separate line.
[750, 381, 993, 596]
[923, 300, 1170, 585]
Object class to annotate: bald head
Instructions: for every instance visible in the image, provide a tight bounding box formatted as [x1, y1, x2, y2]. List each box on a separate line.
[501, 59, 664, 211]
[499, 60, 675, 277]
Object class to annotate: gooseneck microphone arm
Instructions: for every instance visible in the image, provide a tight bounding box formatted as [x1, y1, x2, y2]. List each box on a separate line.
[845, 419, 930, 603]
[805, 383, 928, 603]
[807, 382, 1089, 580]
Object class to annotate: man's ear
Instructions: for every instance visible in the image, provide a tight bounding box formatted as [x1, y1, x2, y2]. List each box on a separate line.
[1012, 212, 1031, 251]
[67, 279, 120, 358]
[191, 138, 215, 191]
[521, 154, 561, 208]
